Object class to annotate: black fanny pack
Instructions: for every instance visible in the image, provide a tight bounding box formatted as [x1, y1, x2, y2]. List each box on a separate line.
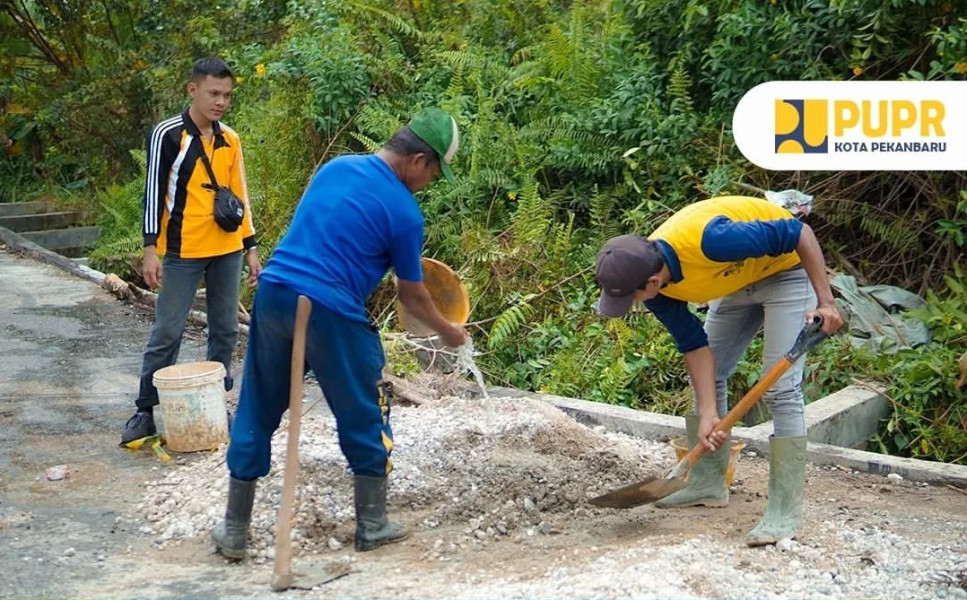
[207, 184, 245, 232]
[199, 142, 245, 232]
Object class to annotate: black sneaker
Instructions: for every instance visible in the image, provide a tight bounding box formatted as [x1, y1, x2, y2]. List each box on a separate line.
[121, 411, 156, 445]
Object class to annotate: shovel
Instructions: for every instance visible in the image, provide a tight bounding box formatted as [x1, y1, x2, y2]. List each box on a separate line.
[588, 316, 827, 509]
[271, 296, 351, 591]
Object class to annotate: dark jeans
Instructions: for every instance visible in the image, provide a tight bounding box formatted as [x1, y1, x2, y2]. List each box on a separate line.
[226, 280, 392, 480]
[136, 251, 243, 409]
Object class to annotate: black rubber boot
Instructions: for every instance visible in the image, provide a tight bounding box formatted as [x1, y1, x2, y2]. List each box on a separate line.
[354, 475, 410, 551]
[211, 477, 257, 559]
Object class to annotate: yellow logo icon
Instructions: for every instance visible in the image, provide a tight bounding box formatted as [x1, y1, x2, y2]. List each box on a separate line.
[775, 99, 828, 153]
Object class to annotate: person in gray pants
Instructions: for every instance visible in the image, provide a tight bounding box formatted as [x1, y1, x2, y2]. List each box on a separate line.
[121, 58, 261, 444]
[594, 195, 843, 546]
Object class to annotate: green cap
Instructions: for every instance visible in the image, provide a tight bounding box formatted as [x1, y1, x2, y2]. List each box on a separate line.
[408, 107, 459, 185]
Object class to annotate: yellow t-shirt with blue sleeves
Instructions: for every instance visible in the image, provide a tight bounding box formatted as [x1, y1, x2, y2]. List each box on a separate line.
[644, 196, 804, 353]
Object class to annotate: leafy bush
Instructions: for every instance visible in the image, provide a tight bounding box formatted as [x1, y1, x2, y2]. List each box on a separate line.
[87, 151, 146, 281]
[874, 343, 966, 464]
[870, 268, 967, 464]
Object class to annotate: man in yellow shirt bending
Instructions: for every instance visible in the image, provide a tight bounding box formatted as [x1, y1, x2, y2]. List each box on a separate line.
[595, 195, 843, 546]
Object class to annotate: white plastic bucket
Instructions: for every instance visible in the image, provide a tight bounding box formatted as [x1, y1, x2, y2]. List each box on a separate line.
[153, 361, 229, 452]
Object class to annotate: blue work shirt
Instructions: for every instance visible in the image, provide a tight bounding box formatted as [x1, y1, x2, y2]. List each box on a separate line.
[260, 154, 424, 323]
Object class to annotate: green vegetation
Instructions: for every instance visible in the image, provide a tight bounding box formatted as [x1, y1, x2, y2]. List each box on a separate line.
[2, 0, 964, 463]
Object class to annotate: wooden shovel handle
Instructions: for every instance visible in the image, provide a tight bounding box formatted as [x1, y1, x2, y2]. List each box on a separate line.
[679, 315, 827, 469]
[681, 356, 793, 469]
[273, 295, 312, 587]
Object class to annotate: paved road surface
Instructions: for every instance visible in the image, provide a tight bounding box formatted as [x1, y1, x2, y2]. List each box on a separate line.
[0, 248, 214, 597]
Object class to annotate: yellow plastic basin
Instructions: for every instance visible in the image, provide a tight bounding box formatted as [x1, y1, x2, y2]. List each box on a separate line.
[670, 437, 746, 486]
[397, 257, 470, 337]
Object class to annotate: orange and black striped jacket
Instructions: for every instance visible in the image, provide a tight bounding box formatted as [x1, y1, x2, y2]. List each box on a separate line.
[142, 110, 256, 258]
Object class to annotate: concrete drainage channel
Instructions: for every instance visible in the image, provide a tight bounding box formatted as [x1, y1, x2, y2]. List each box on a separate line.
[489, 385, 967, 486]
[2, 208, 966, 490]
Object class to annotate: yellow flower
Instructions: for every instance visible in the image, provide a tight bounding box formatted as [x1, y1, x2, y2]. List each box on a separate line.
[508, 192, 517, 200]
[852, 66, 863, 76]
[255, 63, 266, 77]
[235, 76, 244, 83]
[954, 62, 967, 73]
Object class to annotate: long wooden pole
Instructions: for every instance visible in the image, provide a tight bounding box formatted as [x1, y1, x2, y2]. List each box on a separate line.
[271, 295, 312, 592]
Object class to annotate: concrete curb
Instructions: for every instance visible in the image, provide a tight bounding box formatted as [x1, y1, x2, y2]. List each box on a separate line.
[487, 385, 967, 487]
[0, 223, 106, 285]
[804, 441, 967, 486]
[0, 224, 248, 337]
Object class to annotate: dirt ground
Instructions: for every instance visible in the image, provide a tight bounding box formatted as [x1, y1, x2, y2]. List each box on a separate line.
[1, 247, 965, 599]
[108, 375, 967, 599]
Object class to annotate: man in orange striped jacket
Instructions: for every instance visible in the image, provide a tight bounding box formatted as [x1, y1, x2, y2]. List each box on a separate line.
[121, 58, 261, 444]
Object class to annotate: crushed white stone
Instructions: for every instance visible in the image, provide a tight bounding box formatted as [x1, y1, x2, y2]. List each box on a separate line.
[134, 391, 669, 555]
[129, 381, 967, 600]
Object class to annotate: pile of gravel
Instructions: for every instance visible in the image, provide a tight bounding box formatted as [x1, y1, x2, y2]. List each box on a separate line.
[131, 388, 672, 560]
[129, 378, 967, 599]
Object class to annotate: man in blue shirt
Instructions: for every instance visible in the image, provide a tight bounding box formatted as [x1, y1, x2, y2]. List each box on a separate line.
[595, 196, 843, 546]
[211, 108, 469, 559]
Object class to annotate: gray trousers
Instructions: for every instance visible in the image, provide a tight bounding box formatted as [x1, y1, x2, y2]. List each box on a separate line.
[704, 267, 816, 437]
[136, 251, 243, 409]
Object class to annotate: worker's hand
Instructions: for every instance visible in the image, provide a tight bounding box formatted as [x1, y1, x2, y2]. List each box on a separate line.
[245, 249, 262, 289]
[143, 247, 162, 289]
[698, 412, 728, 452]
[809, 302, 843, 336]
[438, 322, 469, 348]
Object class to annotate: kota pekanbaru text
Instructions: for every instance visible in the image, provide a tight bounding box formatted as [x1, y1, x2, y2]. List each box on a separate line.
[833, 141, 947, 152]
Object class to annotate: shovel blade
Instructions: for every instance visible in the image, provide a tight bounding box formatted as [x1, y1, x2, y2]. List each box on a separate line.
[588, 475, 687, 509]
[271, 561, 351, 591]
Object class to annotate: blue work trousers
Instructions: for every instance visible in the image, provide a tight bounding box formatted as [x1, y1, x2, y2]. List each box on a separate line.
[136, 251, 243, 409]
[227, 280, 393, 481]
[704, 267, 817, 437]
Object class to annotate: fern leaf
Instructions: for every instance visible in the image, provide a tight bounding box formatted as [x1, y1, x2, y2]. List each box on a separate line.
[341, 0, 423, 39]
[667, 62, 694, 114]
[589, 187, 622, 242]
[511, 177, 552, 245]
[348, 131, 383, 154]
[436, 50, 477, 70]
[445, 62, 465, 100]
[488, 293, 537, 350]
[598, 356, 637, 405]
